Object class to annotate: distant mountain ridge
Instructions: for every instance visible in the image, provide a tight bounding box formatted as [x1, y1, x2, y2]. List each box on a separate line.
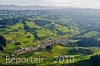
[0, 5, 53, 10]
[1, 5, 100, 10]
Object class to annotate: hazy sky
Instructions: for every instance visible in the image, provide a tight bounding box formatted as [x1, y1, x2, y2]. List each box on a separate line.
[0, 0, 100, 9]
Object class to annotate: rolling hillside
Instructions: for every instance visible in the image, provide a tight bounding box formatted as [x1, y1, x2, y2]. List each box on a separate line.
[0, 9, 100, 66]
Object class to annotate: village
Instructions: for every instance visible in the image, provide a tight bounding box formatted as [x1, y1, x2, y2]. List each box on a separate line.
[13, 38, 68, 56]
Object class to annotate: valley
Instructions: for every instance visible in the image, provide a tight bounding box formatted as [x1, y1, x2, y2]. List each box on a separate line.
[0, 9, 100, 66]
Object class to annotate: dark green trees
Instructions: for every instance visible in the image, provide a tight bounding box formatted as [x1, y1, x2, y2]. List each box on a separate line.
[90, 55, 100, 66]
[0, 36, 6, 51]
[76, 37, 100, 47]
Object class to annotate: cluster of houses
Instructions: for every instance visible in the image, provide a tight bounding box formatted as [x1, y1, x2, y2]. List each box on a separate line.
[13, 38, 68, 56]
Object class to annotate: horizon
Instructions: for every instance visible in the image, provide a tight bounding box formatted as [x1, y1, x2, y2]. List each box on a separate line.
[0, 0, 100, 9]
[0, 5, 100, 10]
